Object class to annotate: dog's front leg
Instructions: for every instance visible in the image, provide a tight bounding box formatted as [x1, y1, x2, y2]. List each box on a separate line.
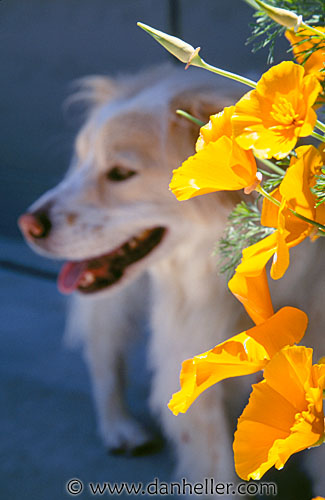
[147, 250, 251, 497]
[66, 275, 154, 454]
[148, 299, 238, 493]
[150, 375, 236, 488]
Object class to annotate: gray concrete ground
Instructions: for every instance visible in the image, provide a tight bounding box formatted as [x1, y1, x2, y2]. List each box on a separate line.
[0, 238, 315, 499]
[0, 237, 176, 500]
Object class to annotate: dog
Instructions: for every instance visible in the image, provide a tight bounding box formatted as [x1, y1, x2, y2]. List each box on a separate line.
[18, 65, 324, 495]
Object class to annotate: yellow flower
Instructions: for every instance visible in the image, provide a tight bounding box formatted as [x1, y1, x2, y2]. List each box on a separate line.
[285, 27, 325, 81]
[228, 145, 325, 322]
[261, 145, 325, 278]
[229, 145, 325, 326]
[232, 61, 322, 159]
[169, 106, 257, 200]
[233, 346, 325, 480]
[228, 267, 274, 326]
[168, 307, 307, 416]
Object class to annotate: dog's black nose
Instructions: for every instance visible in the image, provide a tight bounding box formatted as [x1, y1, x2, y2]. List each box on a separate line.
[18, 211, 52, 240]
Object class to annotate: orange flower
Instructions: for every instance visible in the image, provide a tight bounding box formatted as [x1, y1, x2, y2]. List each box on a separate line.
[261, 145, 325, 278]
[168, 307, 307, 416]
[228, 267, 274, 326]
[232, 61, 322, 159]
[233, 346, 325, 480]
[228, 145, 325, 321]
[230, 145, 325, 324]
[169, 106, 257, 200]
[285, 27, 325, 81]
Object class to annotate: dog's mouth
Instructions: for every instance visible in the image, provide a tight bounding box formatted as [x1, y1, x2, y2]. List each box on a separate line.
[57, 227, 166, 295]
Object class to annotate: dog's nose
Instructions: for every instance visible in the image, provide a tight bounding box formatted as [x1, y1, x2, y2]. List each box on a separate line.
[18, 211, 52, 239]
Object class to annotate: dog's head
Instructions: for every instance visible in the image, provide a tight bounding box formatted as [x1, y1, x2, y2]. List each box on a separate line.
[19, 66, 241, 295]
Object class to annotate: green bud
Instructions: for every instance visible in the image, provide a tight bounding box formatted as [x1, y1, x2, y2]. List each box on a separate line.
[254, 0, 302, 30]
[137, 22, 202, 66]
[243, 0, 260, 9]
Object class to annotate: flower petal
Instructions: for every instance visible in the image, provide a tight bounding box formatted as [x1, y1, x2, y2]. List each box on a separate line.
[168, 307, 307, 415]
[261, 188, 281, 228]
[235, 232, 278, 276]
[196, 106, 234, 151]
[169, 136, 256, 200]
[256, 61, 305, 99]
[279, 145, 322, 220]
[234, 346, 324, 480]
[285, 27, 325, 81]
[228, 268, 274, 325]
[232, 61, 320, 159]
[248, 307, 308, 358]
[168, 332, 268, 415]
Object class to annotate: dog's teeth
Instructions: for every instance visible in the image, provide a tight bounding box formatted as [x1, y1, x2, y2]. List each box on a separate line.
[79, 272, 95, 286]
[115, 248, 126, 256]
[128, 238, 139, 249]
[138, 230, 151, 241]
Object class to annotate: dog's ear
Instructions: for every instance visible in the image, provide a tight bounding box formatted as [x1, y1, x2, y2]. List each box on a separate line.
[168, 87, 236, 145]
[68, 76, 120, 109]
[170, 88, 228, 125]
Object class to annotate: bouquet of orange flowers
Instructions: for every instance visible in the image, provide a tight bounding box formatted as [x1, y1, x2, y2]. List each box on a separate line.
[138, 0, 325, 489]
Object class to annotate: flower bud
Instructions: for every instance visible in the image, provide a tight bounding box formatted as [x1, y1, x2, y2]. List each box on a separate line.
[254, 0, 303, 30]
[137, 22, 202, 66]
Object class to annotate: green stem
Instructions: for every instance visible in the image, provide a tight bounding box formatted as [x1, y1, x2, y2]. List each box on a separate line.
[258, 158, 286, 175]
[316, 120, 325, 134]
[255, 185, 325, 233]
[289, 211, 325, 232]
[300, 22, 325, 39]
[256, 185, 281, 206]
[258, 168, 277, 178]
[194, 59, 257, 89]
[176, 110, 204, 127]
[312, 131, 325, 142]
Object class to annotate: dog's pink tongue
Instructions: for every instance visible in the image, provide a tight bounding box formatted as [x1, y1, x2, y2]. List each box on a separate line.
[58, 261, 88, 294]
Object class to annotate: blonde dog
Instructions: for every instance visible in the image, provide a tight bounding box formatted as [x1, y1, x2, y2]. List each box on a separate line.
[19, 65, 324, 494]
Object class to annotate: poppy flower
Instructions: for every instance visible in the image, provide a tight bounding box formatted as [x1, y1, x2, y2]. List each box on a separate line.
[232, 61, 322, 159]
[233, 346, 325, 480]
[228, 145, 325, 321]
[285, 27, 325, 81]
[230, 145, 325, 322]
[169, 106, 257, 200]
[168, 307, 307, 416]
[228, 267, 274, 326]
[261, 145, 325, 277]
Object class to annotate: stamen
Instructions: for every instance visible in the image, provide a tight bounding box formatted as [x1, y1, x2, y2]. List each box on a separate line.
[270, 97, 299, 126]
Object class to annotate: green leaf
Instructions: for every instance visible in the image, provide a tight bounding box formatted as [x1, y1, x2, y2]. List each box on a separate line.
[312, 169, 325, 207]
[245, 0, 324, 65]
[216, 201, 274, 279]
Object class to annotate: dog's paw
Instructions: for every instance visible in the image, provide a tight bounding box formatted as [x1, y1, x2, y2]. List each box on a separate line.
[100, 417, 162, 456]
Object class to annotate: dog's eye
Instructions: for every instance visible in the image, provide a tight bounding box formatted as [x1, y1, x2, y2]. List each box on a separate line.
[106, 166, 137, 182]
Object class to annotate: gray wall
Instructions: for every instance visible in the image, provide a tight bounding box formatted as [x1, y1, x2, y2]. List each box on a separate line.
[0, 0, 287, 238]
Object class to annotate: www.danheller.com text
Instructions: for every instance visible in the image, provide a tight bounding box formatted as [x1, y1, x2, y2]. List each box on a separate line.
[66, 477, 277, 496]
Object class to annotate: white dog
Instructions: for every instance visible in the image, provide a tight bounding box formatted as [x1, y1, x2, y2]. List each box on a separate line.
[19, 65, 324, 493]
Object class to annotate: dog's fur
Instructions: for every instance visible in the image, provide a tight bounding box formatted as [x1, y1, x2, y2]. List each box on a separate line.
[20, 66, 324, 495]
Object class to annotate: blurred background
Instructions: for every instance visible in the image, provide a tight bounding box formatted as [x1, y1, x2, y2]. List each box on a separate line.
[0, 1, 296, 499]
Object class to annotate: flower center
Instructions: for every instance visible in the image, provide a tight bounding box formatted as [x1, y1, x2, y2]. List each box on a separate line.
[270, 97, 300, 126]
